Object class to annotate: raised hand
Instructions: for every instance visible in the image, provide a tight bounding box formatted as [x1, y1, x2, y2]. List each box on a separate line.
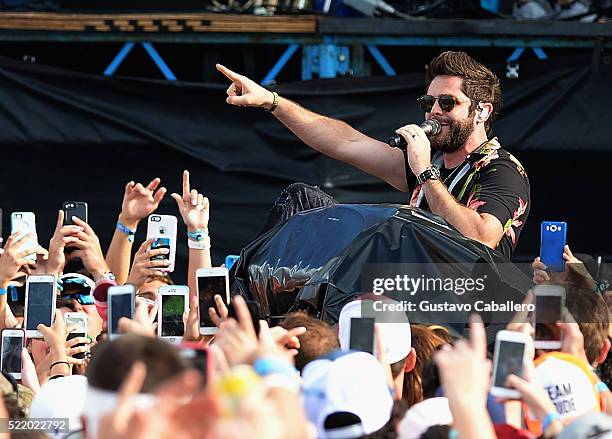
[182, 295, 202, 343]
[216, 64, 276, 110]
[171, 170, 210, 232]
[214, 296, 259, 366]
[434, 314, 491, 408]
[126, 239, 170, 288]
[120, 178, 167, 228]
[37, 309, 67, 355]
[208, 294, 229, 327]
[68, 217, 110, 280]
[118, 298, 157, 338]
[0, 232, 37, 288]
[45, 210, 83, 276]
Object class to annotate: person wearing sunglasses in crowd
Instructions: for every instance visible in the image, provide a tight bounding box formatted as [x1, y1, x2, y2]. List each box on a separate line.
[217, 51, 530, 257]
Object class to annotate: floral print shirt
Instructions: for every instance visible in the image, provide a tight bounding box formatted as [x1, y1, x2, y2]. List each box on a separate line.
[405, 138, 530, 258]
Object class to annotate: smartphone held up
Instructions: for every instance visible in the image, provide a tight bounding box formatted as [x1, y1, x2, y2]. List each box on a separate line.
[158, 285, 188, 344]
[533, 284, 565, 350]
[146, 215, 178, 273]
[540, 221, 567, 273]
[491, 330, 530, 399]
[197, 267, 229, 335]
[108, 285, 135, 341]
[24, 274, 57, 339]
[1, 329, 24, 380]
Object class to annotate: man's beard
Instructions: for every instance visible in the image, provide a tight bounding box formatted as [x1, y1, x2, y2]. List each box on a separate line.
[430, 117, 475, 154]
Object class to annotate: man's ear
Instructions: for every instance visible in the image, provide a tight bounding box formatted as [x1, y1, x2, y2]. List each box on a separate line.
[404, 347, 417, 373]
[477, 102, 493, 123]
[595, 337, 611, 367]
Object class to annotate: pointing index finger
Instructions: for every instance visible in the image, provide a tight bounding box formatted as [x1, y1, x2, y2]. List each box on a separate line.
[468, 313, 486, 358]
[182, 170, 190, 199]
[216, 64, 240, 82]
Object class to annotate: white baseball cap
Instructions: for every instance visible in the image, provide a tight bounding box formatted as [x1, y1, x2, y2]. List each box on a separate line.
[30, 375, 88, 438]
[398, 397, 453, 439]
[525, 352, 601, 435]
[302, 350, 394, 439]
[338, 298, 411, 364]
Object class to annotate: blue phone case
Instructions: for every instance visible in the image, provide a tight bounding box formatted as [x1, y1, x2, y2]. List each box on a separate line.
[540, 221, 567, 272]
[225, 255, 240, 270]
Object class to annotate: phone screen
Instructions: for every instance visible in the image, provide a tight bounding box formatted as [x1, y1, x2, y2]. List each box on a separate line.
[494, 340, 525, 388]
[66, 315, 87, 359]
[535, 295, 562, 342]
[151, 238, 171, 263]
[110, 294, 133, 335]
[1, 335, 22, 374]
[349, 317, 375, 354]
[198, 275, 227, 328]
[66, 316, 87, 334]
[181, 347, 208, 387]
[161, 295, 185, 337]
[26, 282, 54, 330]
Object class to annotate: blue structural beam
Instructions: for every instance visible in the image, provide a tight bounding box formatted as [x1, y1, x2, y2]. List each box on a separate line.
[104, 41, 177, 80]
[532, 47, 548, 60]
[261, 44, 299, 86]
[141, 42, 177, 81]
[507, 46, 548, 62]
[366, 45, 395, 76]
[103, 42, 135, 76]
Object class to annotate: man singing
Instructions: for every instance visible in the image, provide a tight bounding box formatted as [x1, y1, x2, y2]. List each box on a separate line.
[217, 51, 530, 257]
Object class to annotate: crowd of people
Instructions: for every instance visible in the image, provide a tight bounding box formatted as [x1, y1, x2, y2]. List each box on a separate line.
[0, 170, 608, 439]
[0, 49, 608, 439]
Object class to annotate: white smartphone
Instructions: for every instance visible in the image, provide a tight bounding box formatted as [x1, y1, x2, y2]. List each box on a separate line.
[534, 284, 565, 350]
[146, 215, 178, 273]
[1, 329, 25, 380]
[24, 274, 57, 339]
[158, 285, 188, 344]
[491, 330, 530, 399]
[196, 267, 229, 335]
[65, 312, 88, 359]
[10, 212, 37, 261]
[108, 285, 135, 341]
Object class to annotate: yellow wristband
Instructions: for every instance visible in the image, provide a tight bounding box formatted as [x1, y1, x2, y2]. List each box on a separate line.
[266, 91, 279, 113]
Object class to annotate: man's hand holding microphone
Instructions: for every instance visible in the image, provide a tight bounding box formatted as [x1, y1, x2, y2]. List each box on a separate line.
[390, 119, 441, 177]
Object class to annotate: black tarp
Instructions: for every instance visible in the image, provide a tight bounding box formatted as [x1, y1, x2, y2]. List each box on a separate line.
[0, 53, 609, 282]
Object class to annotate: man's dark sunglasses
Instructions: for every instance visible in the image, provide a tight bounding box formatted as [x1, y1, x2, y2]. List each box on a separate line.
[417, 94, 468, 113]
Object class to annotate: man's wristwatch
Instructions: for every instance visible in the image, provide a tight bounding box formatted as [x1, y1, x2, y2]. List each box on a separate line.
[416, 166, 441, 185]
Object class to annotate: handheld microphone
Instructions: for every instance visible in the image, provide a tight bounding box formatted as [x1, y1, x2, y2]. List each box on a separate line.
[388, 119, 441, 148]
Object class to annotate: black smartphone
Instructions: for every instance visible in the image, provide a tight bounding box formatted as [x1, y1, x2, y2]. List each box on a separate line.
[227, 300, 262, 334]
[179, 343, 210, 387]
[63, 201, 88, 226]
[349, 317, 375, 354]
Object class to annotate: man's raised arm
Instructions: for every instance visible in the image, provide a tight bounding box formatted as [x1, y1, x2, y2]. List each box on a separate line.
[216, 64, 410, 192]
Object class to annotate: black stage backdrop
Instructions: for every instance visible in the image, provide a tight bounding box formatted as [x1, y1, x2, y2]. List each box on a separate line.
[0, 54, 608, 282]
